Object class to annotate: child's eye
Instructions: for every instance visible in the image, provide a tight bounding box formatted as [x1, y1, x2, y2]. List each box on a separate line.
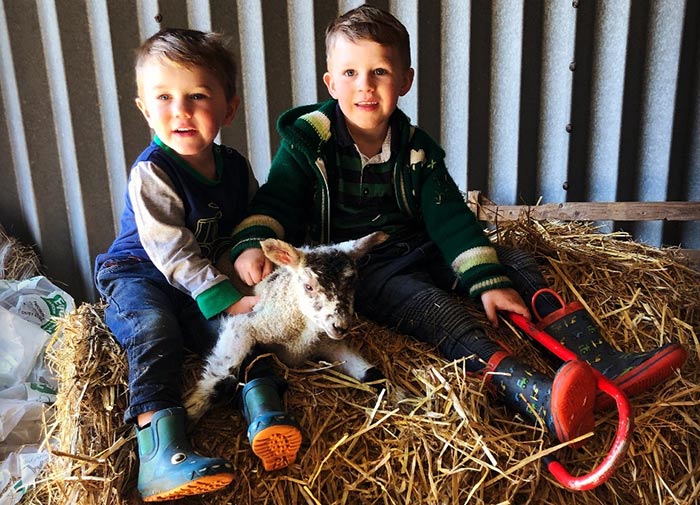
[343, 69, 355, 77]
[156, 94, 170, 101]
[190, 93, 207, 100]
[374, 68, 387, 76]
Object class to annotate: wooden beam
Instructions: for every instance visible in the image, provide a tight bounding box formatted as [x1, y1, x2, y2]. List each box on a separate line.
[465, 191, 700, 271]
[466, 191, 700, 222]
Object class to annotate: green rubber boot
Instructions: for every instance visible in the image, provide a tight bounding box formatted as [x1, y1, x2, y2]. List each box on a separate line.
[136, 407, 234, 502]
[486, 351, 597, 448]
[242, 377, 302, 471]
[534, 289, 688, 409]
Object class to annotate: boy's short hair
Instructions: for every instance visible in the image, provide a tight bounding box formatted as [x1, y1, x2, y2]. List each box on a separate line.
[325, 5, 411, 70]
[135, 28, 238, 100]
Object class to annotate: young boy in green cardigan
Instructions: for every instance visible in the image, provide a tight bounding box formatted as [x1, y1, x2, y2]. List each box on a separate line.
[229, 5, 686, 448]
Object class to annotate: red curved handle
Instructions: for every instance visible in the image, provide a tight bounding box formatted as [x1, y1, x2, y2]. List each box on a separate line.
[530, 288, 567, 321]
[507, 312, 633, 491]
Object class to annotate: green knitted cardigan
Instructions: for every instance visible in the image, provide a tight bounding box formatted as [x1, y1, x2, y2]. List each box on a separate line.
[230, 99, 511, 298]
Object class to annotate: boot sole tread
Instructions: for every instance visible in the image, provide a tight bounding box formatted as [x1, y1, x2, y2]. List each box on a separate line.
[142, 472, 235, 502]
[251, 424, 303, 471]
[551, 360, 597, 448]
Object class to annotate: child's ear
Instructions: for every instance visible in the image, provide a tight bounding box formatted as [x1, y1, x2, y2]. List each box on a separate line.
[323, 72, 337, 98]
[399, 68, 415, 97]
[223, 95, 241, 126]
[135, 97, 152, 125]
[135, 97, 146, 116]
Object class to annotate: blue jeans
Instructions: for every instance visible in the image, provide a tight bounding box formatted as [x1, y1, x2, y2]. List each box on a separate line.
[95, 257, 222, 423]
[355, 237, 559, 372]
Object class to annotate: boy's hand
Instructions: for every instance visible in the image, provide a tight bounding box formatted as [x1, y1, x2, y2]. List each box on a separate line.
[234, 248, 273, 286]
[225, 295, 259, 315]
[480, 288, 531, 328]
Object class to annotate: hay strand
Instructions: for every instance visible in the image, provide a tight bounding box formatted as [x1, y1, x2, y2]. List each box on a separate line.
[0, 223, 41, 280]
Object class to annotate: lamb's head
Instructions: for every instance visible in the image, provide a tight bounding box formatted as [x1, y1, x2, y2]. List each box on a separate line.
[260, 231, 388, 340]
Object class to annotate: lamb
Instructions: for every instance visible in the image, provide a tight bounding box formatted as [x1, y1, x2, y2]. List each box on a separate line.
[185, 231, 389, 421]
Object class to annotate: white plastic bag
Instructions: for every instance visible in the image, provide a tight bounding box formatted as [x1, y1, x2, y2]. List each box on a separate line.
[0, 276, 74, 390]
[0, 383, 56, 403]
[0, 309, 51, 391]
[0, 276, 74, 334]
[0, 399, 44, 456]
[0, 447, 49, 505]
[0, 384, 56, 504]
[0, 276, 74, 504]
[0, 384, 56, 450]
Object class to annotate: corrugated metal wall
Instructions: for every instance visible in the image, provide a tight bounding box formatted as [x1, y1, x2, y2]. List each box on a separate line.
[1, 0, 698, 303]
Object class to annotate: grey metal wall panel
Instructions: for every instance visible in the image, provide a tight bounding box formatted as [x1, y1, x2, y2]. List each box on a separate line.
[587, 1, 629, 205]
[538, 0, 575, 205]
[0, 0, 697, 303]
[440, 0, 470, 191]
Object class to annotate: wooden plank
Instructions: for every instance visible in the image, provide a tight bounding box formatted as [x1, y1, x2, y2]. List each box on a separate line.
[465, 191, 700, 271]
[466, 192, 700, 222]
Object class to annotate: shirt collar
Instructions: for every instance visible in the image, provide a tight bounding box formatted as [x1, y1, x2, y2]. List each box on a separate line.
[335, 103, 355, 148]
[153, 134, 222, 182]
[334, 102, 399, 166]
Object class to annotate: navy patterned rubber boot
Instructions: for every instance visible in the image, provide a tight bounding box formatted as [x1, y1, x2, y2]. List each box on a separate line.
[535, 290, 688, 410]
[136, 407, 234, 502]
[486, 351, 597, 448]
[241, 377, 303, 471]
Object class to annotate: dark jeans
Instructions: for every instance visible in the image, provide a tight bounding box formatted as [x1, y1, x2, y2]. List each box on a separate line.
[95, 257, 275, 423]
[355, 237, 559, 372]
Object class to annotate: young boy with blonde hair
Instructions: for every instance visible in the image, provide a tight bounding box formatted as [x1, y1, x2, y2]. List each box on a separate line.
[94, 28, 301, 502]
[231, 5, 686, 452]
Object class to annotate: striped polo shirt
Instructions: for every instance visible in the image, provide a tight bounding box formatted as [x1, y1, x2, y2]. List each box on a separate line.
[331, 107, 418, 243]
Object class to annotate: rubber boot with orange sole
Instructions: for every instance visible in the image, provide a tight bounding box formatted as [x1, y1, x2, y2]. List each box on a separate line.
[242, 377, 303, 471]
[136, 407, 234, 502]
[534, 289, 688, 410]
[486, 351, 597, 448]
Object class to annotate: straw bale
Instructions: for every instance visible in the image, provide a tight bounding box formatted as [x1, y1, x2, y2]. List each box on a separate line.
[24, 219, 700, 505]
[0, 223, 41, 280]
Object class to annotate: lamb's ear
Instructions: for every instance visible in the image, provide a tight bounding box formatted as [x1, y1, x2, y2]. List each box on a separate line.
[260, 239, 302, 268]
[341, 231, 389, 260]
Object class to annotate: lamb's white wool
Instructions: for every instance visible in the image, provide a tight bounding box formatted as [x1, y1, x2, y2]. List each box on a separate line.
[185, 231, 388, 421]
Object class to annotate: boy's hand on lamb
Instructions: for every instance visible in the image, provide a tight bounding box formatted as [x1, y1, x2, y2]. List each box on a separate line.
[480, 288, 530, 328]
[225, 295, 259, 315]
[234, 248, 273, 286]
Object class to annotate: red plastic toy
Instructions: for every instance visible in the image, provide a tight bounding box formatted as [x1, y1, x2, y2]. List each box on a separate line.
[506, 288, 633, 491]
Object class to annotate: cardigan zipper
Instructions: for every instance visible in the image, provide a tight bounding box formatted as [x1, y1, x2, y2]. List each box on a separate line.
[314, 157, 331, 243]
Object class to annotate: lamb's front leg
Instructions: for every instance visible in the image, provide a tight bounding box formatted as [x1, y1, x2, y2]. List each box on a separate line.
[320, 341, 385, 390]
[184, 319, 255, 422]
